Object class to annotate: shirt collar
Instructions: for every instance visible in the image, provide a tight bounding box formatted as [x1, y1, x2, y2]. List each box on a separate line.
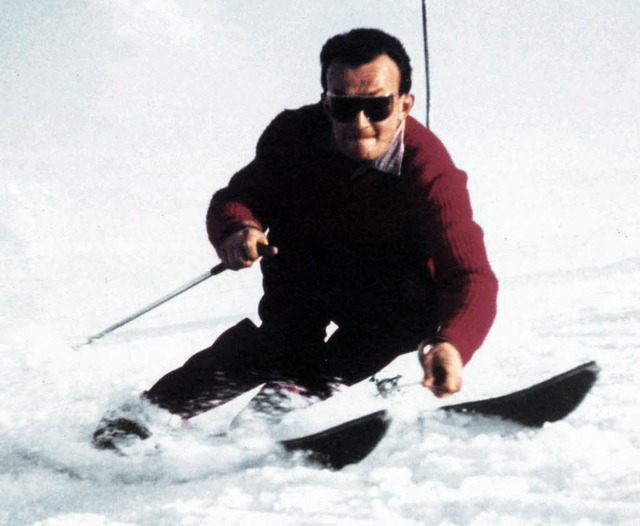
[349, 122, 405, 179]
[371, 122, 405, 176]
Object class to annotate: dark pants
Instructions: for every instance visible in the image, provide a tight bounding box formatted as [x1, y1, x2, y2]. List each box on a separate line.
[145, 317, 427, 418]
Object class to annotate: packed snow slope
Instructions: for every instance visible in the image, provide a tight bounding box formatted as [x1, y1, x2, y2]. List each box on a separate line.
[1, 1, 639, 525]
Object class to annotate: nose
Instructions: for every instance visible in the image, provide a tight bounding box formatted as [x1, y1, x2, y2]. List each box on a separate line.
[354, 110, 370, 128]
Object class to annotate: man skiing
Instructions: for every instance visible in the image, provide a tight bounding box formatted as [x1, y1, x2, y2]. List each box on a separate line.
[138, 28, 498, 420]
[92, 28, 499, 451]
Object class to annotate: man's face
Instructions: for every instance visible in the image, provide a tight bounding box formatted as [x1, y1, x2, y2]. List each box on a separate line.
[324, 54, 414, 162]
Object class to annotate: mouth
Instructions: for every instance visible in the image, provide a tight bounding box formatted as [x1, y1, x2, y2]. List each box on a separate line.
[347, 134, 376, 141]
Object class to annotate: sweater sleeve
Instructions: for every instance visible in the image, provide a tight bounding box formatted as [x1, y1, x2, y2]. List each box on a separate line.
[206, 111, 294, 248]
[407, 120, 498, 363]
[206, 160, 265, 247]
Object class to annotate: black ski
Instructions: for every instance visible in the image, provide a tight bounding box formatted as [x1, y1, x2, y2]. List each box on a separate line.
[279, 409, 391, 470]
[439, 360, 600, 427]
[279, 361, 599, 469]
[93, 361, 599, 469]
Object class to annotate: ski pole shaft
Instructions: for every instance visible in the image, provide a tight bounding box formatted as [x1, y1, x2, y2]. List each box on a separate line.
[85, 263, 226, 345]
[83, 244, 275, 346]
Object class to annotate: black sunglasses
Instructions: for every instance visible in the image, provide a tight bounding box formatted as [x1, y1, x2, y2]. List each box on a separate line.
[325, 92, 395, 123]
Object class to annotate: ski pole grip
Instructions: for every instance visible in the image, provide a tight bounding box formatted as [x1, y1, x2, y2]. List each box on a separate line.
[257, 242, 277, 258]
[210, 243, 276, 276]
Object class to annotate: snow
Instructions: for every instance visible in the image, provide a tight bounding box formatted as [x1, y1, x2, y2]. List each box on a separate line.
[2, 1, 639, 525]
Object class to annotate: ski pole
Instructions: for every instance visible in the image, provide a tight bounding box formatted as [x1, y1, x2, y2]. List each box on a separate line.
[84, 263, 227, 345]
[83, 244, 276, 345]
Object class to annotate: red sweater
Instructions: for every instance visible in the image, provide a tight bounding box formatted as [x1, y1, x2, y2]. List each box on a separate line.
[207, 103, 498, 364]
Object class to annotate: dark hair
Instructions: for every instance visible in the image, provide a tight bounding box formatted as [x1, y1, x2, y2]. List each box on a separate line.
[320, 28, 412, 94]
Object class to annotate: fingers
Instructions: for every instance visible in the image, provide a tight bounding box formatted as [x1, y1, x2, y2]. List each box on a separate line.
[217, 227, 277, 270]
[421, 341, 463, 398]
[257, 243, 279, 258]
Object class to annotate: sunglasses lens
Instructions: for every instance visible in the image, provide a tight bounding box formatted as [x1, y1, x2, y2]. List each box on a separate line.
[363, 96, 393, 122]
[327, 97, 360, 122]
[327, 94, 394, 123]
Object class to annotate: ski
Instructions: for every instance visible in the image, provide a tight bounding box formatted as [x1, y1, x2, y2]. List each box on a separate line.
[92, 359, 599, 470]
[279, 409, 391, 470]
[439, 360, 600, 426]
[277, 360, 600, 469]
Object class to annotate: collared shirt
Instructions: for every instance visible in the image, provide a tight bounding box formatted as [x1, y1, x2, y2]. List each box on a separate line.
[367, 122, 405, 176]
[329, 123, 406, 179]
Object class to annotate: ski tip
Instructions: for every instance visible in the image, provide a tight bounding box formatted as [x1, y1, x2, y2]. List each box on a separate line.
[440, 360, 601, 428]
[280, 409, 391, 470]
[553, 360, 600, 390]
[580, 360, 601, 376]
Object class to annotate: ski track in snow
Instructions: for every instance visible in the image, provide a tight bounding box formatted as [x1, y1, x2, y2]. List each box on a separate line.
[2, 1, 640, 525]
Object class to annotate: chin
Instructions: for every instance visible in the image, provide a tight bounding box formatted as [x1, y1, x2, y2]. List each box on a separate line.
[344, 140, 381, 161]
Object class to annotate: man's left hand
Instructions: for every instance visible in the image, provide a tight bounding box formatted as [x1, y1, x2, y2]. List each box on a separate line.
[420, 341, 463, 398]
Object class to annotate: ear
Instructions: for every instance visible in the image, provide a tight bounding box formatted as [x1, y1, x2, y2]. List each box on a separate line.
[399, 93, 415, 119]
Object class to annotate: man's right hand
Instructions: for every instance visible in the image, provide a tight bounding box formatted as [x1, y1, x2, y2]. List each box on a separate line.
[216, 225, 278, 270]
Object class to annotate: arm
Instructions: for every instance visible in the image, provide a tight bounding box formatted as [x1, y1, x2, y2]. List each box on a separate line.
[421, 169, 498, 363]
[206, 162, 279, 270]
[418, 169, 497, 395]
[406, 122, 498, 394]
[206, 111, 298, 269]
